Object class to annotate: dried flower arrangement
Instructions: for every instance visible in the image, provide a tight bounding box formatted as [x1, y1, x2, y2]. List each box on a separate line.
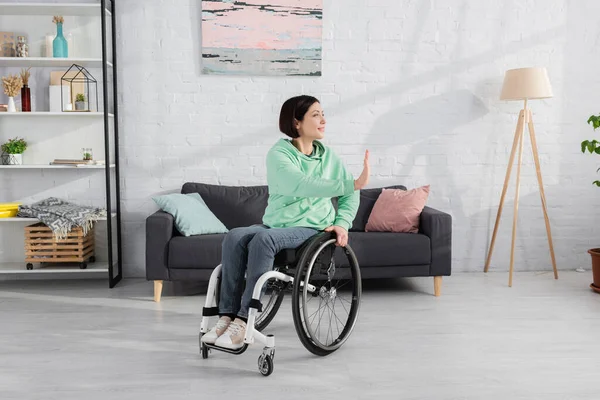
[19, 67, 31, 87]
[2, 74, 23, 97]
[52, 15, 64, 24]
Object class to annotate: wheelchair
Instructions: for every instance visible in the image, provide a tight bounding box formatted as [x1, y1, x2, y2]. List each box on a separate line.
[198, 231, 362, 376]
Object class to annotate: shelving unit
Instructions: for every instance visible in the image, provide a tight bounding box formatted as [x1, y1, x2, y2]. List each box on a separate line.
[0, 0, 122, 287]
[0, 2, 111, 16]
[0, 57, 112, 68]
[0, 262, 110, 274]
[0, 112, 114, 117]
[0, 213, 117, 222]
[0, 164, 115, 169]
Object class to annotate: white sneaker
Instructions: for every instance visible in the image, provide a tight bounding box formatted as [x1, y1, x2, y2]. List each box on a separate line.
[201, 316, 232, 344]
[214, 318, 247, 350]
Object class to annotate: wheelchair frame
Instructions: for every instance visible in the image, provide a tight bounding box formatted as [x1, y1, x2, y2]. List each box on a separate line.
[199, 233, 362, 376]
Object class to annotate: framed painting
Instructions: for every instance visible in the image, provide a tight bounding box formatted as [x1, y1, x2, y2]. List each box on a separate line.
[201, 0, 322, 76]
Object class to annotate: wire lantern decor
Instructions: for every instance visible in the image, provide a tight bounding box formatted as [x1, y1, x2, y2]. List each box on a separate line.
[60, 64, 99, 112]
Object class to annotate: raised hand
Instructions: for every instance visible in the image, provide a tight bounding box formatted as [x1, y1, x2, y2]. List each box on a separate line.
[354, 149, 370, 191]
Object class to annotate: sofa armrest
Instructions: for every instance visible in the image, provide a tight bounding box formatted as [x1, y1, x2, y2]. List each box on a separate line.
[419, 206, 452, 276]
[146, 210, 174, 281]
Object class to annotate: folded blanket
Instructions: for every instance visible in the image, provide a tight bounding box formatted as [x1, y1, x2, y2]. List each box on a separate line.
[17, 197, 107, 240]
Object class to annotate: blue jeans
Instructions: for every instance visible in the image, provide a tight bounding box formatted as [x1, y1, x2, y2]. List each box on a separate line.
[218, 224, 318, 318]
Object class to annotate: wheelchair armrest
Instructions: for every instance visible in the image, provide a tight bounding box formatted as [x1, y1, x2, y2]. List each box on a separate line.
[146, 210, 175, 281]
[419, 206, 452, 276]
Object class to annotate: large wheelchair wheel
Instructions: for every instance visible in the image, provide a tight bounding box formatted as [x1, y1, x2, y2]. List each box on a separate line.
[291, 232, 362, 356]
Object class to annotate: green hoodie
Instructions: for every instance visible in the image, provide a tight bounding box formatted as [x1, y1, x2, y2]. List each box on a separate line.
[262, 138, 359, 231]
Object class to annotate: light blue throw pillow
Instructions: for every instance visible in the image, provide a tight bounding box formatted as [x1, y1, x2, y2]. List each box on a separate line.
[152, 192, 228, 236]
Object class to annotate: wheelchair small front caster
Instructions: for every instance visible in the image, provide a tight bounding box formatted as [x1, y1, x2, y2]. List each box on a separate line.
[258, 348, 275, 376]
[26, 263, 33, 270]
[79, 262, 87, 269]
[201, 343, 209, 359]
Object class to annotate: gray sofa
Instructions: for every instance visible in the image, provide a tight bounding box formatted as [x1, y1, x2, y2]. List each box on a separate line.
[146, 182, 452, 302]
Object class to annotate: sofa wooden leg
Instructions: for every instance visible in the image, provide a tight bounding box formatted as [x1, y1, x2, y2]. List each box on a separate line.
[154, 280, 163, 302]
[434, 276, 442, 297]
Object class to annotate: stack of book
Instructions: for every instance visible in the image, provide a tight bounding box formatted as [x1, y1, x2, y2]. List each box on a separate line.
[50, 159, 106, 167]
[50, 159, 90, 165]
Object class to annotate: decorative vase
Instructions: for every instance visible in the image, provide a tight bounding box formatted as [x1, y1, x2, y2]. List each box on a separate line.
[67, 32, 74, 57]
[45, 33, 54, 57]
[53, 22, 68, 58]
[16, 36, 28, 57]
[588, 249, 600, 294]
[21, 86, 31, 112]
[7, 97, 16, 112]
[7, 154, 22, 165]
[49, 85, 70, 112]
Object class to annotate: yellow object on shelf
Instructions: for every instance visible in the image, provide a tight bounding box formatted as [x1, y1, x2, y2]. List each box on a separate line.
[0, 202, 21, 218]
[0, 210, 17, 218]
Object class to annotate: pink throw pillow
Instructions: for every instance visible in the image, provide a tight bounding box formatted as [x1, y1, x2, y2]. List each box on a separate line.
[365, 185, 430, 233]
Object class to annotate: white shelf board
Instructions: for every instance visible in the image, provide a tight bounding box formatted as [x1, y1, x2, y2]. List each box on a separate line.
[0, 164, 115, 169]
[0, 2, 111, 17]
[0, 261, 109, 274]
[0, 212, 117, 223]
[0, 112, 114, 118]
[0, 57, 112, 68]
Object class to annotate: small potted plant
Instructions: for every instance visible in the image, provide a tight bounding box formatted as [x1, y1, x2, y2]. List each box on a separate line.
[75, 93, 86, 111]
[82, 147, 93, 161]
[1, 137, 27, 165]
[581, 114, 600, 293]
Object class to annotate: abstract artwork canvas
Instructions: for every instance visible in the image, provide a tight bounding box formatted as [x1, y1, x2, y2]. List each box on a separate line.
[201, 0, 322, 76]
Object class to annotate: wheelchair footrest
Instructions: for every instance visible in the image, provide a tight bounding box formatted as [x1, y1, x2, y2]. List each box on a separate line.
[202, 342, 249, 355]
[202, 307, 219, 317]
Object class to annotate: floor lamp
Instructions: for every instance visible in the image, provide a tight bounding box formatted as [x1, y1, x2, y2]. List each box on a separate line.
[484, 67, 559, 286]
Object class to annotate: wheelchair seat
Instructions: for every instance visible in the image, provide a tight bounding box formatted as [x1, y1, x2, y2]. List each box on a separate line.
[273, 231, 334, 268]
[273, 248, 298, 266]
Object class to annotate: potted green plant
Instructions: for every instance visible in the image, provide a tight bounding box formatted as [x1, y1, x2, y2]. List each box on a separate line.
[1, 137, 27, 165]
[75, 93, 86, 111]
[581, 114, 600, 293]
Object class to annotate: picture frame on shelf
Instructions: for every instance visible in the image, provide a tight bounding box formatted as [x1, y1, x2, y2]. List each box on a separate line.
[0, 31, 15, 57]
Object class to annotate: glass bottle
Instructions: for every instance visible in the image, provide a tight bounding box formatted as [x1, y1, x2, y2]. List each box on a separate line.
[53, 22, 68, 58]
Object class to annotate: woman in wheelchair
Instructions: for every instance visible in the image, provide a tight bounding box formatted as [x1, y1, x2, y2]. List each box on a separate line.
[199, 95, 370, 373]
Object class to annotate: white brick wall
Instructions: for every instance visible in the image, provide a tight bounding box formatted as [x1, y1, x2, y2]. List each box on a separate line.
[116, 0, 600, 277]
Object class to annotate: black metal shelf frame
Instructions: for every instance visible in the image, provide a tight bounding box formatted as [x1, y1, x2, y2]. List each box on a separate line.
[101, 0, 122, 288]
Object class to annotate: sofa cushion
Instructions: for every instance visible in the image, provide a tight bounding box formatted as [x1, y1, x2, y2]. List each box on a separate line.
[350, 185, 407, 232]
[168, 231, 430, 270]
[181, 182, 268, 230]
[169, 234, 226, 269]
[365, 185, 430, 233]
[152, 192, 228, 236]
[334, 231, 430, 267]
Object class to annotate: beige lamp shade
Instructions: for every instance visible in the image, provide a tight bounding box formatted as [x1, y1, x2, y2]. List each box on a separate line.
[499, 67, 553, 101]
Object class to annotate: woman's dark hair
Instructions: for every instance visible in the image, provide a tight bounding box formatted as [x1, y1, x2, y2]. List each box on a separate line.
[279, 95, 320, 139]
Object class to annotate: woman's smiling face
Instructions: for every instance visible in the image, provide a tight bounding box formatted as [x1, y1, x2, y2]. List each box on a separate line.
[296, 101, 326, 140]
